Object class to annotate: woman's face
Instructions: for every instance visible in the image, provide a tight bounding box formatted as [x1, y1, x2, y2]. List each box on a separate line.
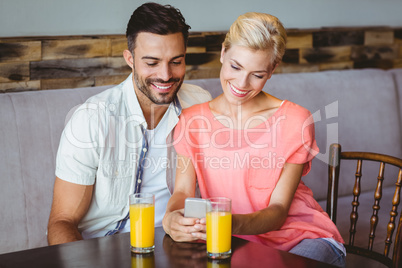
[220, 45, 276, 105]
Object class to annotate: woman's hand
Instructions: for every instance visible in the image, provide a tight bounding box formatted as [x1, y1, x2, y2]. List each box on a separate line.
[163, 209, 206, 242]
[162, 153, 206, 241]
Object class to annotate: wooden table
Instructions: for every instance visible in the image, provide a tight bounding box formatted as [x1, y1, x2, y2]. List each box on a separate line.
[0, 227, 336, 267]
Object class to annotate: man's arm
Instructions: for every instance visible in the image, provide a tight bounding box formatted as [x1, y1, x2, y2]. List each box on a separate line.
[47, 177, 93, 245]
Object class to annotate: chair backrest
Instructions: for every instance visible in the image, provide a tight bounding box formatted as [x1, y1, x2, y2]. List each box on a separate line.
[327, 143, 402, 268]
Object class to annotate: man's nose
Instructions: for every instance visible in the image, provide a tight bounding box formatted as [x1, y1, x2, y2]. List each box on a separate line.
[158, 64, 172, 81]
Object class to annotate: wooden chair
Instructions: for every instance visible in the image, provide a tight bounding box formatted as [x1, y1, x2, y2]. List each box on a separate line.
[327, 143, 402, 268]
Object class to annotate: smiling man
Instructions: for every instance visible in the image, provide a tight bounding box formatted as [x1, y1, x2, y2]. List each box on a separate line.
[47, 2, 211, 245]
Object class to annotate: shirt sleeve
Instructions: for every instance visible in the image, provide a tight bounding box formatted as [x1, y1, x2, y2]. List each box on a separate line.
[55, 103, 100, 185]
[285, 106, 320, 176]
[173, 113, 191, 158]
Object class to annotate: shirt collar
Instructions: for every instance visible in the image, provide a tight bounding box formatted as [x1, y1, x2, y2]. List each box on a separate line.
[172, 95, 182, 116]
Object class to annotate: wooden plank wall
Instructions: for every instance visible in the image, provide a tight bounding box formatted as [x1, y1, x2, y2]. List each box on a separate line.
[0, 27, 401, 93]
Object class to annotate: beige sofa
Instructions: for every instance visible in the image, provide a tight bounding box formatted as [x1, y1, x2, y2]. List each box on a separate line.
[1, 68, 401, 267]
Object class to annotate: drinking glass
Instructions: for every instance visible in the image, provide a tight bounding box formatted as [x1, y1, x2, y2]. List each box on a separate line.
[206, 197, 232, 259]
[129, 193, 155, 253]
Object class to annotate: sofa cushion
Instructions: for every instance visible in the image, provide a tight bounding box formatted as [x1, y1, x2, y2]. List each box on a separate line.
[389, 68, 402, 130]
[0, 85, 111, 254]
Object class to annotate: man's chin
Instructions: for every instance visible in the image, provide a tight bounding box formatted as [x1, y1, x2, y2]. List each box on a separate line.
[151, 89, 181, 105]
[149, 94, 176, 105]
[152, 101, 172, 105]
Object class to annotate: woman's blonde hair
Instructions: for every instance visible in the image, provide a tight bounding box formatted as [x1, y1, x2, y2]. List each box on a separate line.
[223, 12, 287, 66]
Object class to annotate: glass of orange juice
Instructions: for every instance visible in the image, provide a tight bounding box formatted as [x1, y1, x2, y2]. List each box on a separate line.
[129, 193, 155, 253]
[206, 197, 232, 259]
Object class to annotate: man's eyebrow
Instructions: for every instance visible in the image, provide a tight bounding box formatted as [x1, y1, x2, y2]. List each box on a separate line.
[142, 56, 160, 60]
[171, 54, 185, 60]
[141, 54, 185, 61]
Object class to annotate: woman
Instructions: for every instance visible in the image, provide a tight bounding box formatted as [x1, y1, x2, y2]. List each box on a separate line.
[162, 12, 345, 267]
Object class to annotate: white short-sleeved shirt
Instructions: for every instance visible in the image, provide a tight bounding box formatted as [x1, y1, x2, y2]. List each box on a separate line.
[55, 74, 211, 239]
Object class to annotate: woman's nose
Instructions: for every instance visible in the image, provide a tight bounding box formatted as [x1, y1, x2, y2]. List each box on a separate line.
[238, 73, 249, 88]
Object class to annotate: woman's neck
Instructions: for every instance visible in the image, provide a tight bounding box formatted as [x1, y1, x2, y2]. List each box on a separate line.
[209, 93, 282, 129]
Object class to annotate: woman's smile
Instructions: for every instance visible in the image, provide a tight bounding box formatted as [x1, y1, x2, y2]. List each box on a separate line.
[229, 82, 249, 97]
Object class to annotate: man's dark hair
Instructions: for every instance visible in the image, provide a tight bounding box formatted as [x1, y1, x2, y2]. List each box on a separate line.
[126, 2, 191, 53]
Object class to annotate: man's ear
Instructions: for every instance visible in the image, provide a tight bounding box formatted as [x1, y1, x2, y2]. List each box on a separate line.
[123, 49, 134, 69]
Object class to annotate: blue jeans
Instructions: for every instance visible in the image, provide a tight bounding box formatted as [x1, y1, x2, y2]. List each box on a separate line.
[289, 238, 346, 267]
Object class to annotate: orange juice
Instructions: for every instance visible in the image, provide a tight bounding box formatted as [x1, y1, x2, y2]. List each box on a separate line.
[206, 211, 232, 254]
[130, 203, 155, 248]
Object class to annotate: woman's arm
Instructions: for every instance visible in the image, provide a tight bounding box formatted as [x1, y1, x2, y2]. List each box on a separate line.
[162, 154, 206, 241]
[232, 162, 304, 235]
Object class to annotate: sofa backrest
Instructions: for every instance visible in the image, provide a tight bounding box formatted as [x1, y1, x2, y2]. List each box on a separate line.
[389, 68, 402, 130]
[0, 85, 111, 254]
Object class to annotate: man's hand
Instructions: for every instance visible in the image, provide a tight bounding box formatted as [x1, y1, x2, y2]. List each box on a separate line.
[163, 209, 206, 242]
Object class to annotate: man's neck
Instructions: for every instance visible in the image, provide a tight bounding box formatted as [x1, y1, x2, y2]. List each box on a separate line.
[140, 102, 169, 130]
[132, 80, 172, 129]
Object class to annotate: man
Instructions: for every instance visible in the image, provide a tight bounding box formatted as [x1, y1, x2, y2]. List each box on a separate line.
[47, 2, 211, 245]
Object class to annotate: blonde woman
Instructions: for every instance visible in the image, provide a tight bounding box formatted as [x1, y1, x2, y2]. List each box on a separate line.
[163, 12, 345, 267]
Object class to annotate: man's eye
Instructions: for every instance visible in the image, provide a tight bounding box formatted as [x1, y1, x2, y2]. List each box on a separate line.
[172, 61, 182, 65]
[146, 62, 157, 66]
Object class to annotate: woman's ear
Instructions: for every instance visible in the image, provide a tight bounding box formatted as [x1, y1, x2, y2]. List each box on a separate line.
[268, 63, 279, 79]
[220, 44, 226, 64]
[123, 49, 134, 69]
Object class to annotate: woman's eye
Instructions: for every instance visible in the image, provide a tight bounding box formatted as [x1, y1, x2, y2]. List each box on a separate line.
[231, 64, 240, 70]
[254, 74, 264, 79]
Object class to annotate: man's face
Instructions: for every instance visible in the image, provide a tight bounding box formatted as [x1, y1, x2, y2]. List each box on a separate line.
[130, 32, 186, 105]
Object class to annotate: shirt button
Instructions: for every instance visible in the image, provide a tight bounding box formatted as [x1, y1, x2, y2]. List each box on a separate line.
[115, 171, 119, 176]
[143, 148, 148, 152]
[137, 179, 142, 183]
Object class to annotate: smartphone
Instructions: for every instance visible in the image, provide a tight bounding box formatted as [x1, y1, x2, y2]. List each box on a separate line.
[184, 197, 207, 218]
